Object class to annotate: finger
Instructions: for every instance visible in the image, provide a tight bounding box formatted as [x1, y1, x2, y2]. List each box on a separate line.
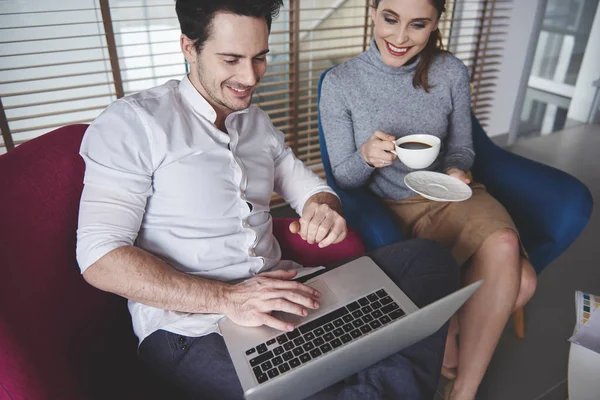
[280, 289, 321, 309]
[259, 277, 322, 299]
[372, 147, 396, 161]
[299, 214, 313, 241]
[262, 313, 294, 332]
[318, 220, 346, 248]
[331, 221, 348, 245]
[258, 269, 298, 280]
[373, 130, 396, 141]
[377, 140, 397, 153]
[262, 298, 309, 317]
[264, 288, 322, 311]
[314, 215, 335, 244]
[375, 158, 392, 168]
[305, 212, 327, 244]
[289, 220, 300, 234]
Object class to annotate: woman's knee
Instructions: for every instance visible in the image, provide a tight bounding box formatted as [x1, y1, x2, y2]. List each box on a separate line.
[489, 228, 520, 251]
[516, 260, 537, 307]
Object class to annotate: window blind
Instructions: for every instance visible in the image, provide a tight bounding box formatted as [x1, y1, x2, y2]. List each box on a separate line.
[1, 0, 509, 208]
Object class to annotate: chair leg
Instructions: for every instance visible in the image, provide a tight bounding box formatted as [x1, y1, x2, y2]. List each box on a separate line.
[513, 307, 525, 338]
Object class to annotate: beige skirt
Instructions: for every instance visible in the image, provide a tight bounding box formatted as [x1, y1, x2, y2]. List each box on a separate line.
[383, 182, 525, 266]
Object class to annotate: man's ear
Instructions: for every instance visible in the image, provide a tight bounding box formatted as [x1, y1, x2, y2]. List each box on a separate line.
[180, 34, 196, 65]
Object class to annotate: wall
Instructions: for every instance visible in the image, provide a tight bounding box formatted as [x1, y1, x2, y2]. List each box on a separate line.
[486, 0, 543, 137]
[567, 3, 600, 123]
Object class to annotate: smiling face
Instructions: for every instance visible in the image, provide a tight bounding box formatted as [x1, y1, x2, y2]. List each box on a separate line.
[181, 12, 269, 124]
[371, 0, 440, 68]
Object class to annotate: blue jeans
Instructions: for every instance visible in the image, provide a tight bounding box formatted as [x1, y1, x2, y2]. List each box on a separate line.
[139, 239, 459, 400]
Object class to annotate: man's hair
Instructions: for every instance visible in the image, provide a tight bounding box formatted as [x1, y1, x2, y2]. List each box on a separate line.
[176, 0, 284, 53]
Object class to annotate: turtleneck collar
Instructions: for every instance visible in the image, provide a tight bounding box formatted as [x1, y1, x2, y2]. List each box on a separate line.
[363, 37, 421, 75]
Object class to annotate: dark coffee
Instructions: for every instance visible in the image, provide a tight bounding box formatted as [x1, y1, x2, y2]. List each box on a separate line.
[398, 141, 432, 150]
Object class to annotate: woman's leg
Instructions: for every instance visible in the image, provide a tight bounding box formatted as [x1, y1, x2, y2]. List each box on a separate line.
[443, 314, 459, 370]
[515, 257, 537, 310]
[444, 256, 537, 372]
[448, 228, 522, 400]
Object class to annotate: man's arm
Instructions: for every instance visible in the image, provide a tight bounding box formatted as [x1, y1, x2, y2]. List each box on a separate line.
[83, 245, 321, 331]
[265, 109, 347, 248]
[83, 245, 227, 314]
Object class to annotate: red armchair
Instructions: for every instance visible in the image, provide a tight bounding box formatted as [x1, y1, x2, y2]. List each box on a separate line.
[0, 125, 366, 400]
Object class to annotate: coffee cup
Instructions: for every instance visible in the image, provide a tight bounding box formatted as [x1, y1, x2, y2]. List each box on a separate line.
[392, 134, 441, 169]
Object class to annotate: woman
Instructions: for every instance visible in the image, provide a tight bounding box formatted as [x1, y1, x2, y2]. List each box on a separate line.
[319, 0, 538, 399]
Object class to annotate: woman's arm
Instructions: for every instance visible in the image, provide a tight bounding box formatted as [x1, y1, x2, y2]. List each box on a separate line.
[442, 63, 475, 174]
[320, 72, 376, 189]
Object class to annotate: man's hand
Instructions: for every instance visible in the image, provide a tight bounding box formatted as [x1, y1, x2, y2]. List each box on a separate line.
[445, 168, 471, 184]
[223, 270, 321, 331]
[289, 193, 347, 248]
[360, 130, 397, 168]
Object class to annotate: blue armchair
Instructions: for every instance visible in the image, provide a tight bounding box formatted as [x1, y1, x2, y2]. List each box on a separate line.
[317, 68, 593, 337]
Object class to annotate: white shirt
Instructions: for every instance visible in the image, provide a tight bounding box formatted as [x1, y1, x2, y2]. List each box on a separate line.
[76, 76, 336, 344]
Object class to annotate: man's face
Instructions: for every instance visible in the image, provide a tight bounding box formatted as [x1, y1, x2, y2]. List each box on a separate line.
[186, 12, 269, 117]
[371, 0, 439, 68]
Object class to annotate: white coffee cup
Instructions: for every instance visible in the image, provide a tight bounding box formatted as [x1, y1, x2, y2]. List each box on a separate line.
[392, 134, 441, 169]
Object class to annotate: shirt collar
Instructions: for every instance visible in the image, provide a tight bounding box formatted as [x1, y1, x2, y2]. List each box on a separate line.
[179, 75, 250, 125]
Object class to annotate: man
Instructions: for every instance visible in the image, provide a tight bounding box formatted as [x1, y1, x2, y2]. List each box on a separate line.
[76, 1, 459, 399]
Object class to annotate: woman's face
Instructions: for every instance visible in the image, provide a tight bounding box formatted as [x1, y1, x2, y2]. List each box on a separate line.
[371, 0, 440, 68]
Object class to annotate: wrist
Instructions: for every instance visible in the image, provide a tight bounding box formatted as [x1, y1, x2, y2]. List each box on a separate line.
[213, 281, 232, 315]
[305, 192, 343, 216]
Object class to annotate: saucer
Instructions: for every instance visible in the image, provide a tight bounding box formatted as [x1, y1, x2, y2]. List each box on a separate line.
[404, 171, 472, 202]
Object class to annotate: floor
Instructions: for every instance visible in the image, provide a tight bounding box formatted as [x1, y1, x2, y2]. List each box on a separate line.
[458, 122, 600, 400]
[272, 122, 600, 400]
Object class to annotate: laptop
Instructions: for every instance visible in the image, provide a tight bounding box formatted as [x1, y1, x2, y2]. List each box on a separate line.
[219, 256, 482, 400]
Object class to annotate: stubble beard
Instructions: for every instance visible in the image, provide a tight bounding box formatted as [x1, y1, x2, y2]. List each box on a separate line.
[196, 64, 255, 113]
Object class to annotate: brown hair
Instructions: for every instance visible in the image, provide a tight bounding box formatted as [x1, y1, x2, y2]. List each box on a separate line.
[372, 0, 446, 92]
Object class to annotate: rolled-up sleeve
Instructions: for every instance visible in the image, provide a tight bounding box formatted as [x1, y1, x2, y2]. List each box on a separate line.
[76, 100, 154, 272]
[268, 119, 337, 216]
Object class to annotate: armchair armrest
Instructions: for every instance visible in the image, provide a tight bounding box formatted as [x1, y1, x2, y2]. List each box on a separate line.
[472, 118, 593, 270]
[272, 217, 366, 267]
[335, 186, 405, 251]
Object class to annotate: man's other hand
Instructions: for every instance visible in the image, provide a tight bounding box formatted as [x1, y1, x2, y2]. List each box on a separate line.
[223, 270, 321, 331]
[289, 196, 347, 248]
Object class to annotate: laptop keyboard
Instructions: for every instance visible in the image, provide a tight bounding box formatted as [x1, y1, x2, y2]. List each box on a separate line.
[244, 288, 406, 385]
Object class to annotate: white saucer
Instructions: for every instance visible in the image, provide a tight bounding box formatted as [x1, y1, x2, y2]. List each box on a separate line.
[404, 171, 472, 202]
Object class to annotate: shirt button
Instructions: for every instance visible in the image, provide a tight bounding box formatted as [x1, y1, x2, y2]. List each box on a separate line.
[242, 220, 249, 228]
[248, 248, 256, 257]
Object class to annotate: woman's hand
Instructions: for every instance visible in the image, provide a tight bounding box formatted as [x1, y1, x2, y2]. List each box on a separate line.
[360, 130, 397, 168]
[445, 168, 471, 184]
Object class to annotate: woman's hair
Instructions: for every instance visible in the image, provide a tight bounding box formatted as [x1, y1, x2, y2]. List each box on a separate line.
[372, 0, 446, 92]
[176, 0, 284, 54]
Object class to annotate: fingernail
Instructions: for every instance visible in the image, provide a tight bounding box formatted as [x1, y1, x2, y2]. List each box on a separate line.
[303, 309, 308, 316]
[288, 324, 294, 331]
[314, 301, 320, 308]
[315, 291, 322, 298]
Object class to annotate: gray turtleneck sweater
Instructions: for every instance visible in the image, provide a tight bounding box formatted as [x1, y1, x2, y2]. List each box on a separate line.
[320, 39, 474, 201]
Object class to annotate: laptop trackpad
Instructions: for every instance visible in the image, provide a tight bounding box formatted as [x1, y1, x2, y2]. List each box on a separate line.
[275, 278, 339, 325]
